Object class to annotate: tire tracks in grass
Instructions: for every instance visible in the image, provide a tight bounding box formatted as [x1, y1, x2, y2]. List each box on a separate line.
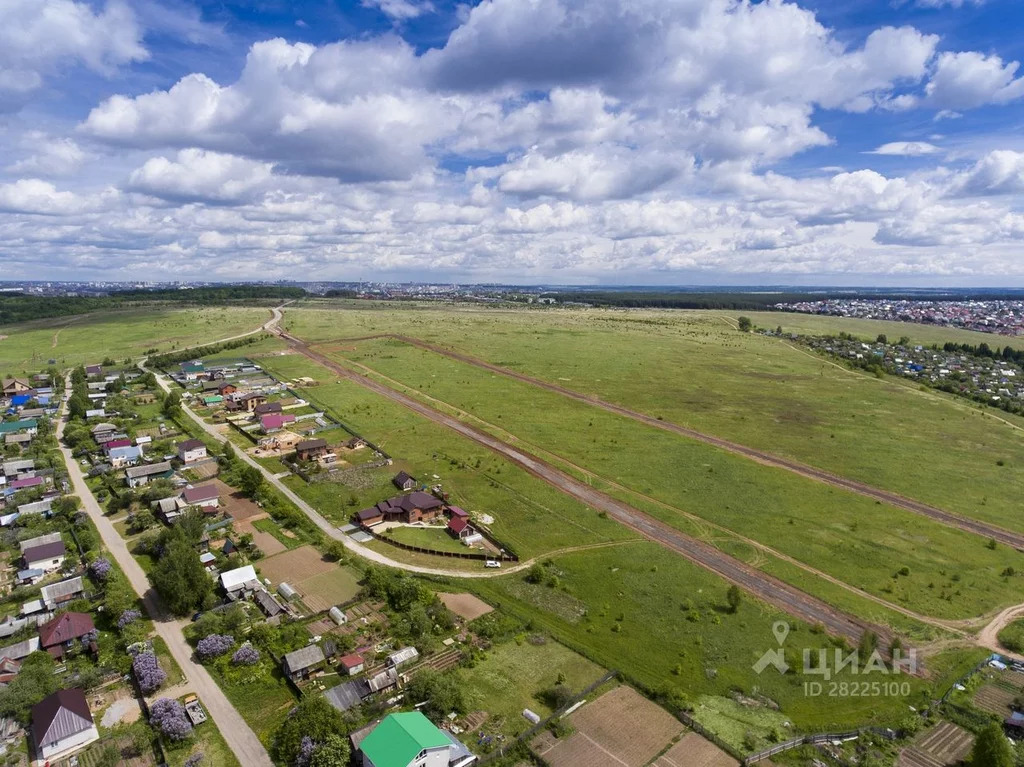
[275, 328, 898, 649]
[312, 331, 1024, 552]
[313, 348, 962, 639]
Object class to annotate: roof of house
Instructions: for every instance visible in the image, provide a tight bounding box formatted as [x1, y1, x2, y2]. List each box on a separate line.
[260, 414, 295, 430]
[90, 422, 116, 434]
[0, 419, 37, 435]
[103, 438, 132, 452]
[448, 506, 469, 518]
[283, 644, 325, 673]
[360, 712, 450, 767]
[22, 541, 66, 564]
[253, 589, 283, 616]
[32, 688, 94, 748]
[220, 565, 258, 592]
[9, 476, 43, 490]
[448, 517, 471, 535]
[357, 507, 384, 521]
[339, 653, 364, 668]
[21, 532, 62, 552]
[109, 446, 143, 461]
[325, 680, 368, 712]
[253, 402, 282, 415]
[153, 497, 179, 514]
[296, 438, 327, 451]
[2, 459, 34, 474]
[393, 471, 415, 487]
[182, 484, 219, 504]
[38, 612, 95, 648]
[125, 461, 173, 479]
[365, 667, 399, 693]
[40, 576, 84, 604]
[178, 439, 205, 452]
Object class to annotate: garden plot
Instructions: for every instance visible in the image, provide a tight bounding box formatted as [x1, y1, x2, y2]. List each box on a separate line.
[438, 592, 494, 621]
[972, 684, 1016, 716]
[653, 732, 738, 767]
[257, 546, 361, 612]
[532, 686, 683, 767]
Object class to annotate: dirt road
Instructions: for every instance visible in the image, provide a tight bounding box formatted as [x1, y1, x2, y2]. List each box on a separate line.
[55, 388, 274, 767]
[315, 332, 1024, 552]
[276, 330, 889, 648]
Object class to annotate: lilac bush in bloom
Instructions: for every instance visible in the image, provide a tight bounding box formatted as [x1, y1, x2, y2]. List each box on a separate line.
[196, 634, 234, 660]
[296, 736, 315, 767]
[89, 557, 112, 581]
[117, 609, 142, 630]
[132, 651, 167, 694]
[150, 698, 193, 741]
[231, 642, 260, 666]
[184, 753, 204, 767]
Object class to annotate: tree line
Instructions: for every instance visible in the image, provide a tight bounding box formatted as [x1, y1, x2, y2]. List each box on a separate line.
[0, 285, 306, 325]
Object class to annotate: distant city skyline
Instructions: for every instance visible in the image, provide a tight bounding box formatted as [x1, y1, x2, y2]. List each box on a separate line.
[3, 1, 1024, 283]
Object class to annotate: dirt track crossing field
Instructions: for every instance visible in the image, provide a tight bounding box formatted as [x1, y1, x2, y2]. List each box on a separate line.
[320, 333, 1024, 552]
[278, 329, 889, 648]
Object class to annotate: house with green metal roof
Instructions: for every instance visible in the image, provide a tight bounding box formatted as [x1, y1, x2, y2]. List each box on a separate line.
[0, 419, 38, 437]
[357, 711, 476, 767]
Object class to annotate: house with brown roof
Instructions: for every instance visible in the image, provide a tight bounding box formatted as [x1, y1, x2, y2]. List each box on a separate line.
[1, 379, 31, 397]
[356, 491, 443, 528]
[38, 612, 95, 659]
[31, 689, 99, 762]
[295, 438, 329, 462]
[393, 471, 416, 491]
[253, 401, 282, 417]
[448, 516, 476, 541]
[177, 439, 208, 464]
[181, 484, 220, 512]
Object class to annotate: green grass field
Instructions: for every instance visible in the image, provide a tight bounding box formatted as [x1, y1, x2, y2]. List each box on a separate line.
[279, 305, 1024, 546]
[453, 638, 607, 738]
[460, 541, 971, 734]
[386, 524, 477, 554]
[303, 336, 1023, 622]
[0, 306, 270, 371]
[257, 354, 633, 559]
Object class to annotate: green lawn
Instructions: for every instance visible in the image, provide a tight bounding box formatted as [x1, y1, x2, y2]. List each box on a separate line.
[453, 638, 607, 738]
[164, 701, 243, 767]
[386, 525, 476, 554]
[997, 618, 1024, 653]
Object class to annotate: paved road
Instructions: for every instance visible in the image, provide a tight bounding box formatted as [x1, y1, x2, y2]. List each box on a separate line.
[55, 388, 273, 767]
[274, 331, 889, 649]
[316, 332, 1024, 552]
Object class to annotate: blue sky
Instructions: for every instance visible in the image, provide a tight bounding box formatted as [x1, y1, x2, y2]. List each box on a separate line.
[3, 0, 1024, 285]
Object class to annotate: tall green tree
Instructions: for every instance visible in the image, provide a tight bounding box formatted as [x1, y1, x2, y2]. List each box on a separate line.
[238, 466, 264, 497]
[737, 316, 752, 332]
[272, 696, 345, 765]
[150, 536, 212, 616]
[971, 723, 1013, 767]
[161, 390, 182, 419]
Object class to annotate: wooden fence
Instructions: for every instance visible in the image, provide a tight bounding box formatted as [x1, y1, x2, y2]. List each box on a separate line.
[370, 528, 519, 563]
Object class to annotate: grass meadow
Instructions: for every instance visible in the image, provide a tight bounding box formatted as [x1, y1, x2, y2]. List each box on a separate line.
[459, 542, 981, 735]
[306, 336, 1024, 622]
[0, 306, 271, 372]
[279, 304, 1024, 544]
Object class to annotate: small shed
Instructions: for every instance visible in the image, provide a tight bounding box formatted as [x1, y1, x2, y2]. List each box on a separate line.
[283, 645, 326, 681]
[339, 653, 365, 676]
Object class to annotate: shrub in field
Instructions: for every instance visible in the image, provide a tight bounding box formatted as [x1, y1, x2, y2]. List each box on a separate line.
[231, 643, 260, 666]
[88, 557, 112, 581]
[196, 634, 234, 660]
[132, 651, 166, 694]
[184, 753, 204, 767]
[150, 698, 193, 741]
[118, 609, 142, 630]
